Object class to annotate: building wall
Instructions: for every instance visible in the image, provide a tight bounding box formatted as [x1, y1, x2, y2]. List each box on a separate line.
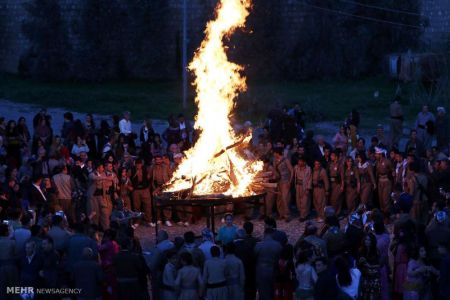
[1, 0, 443, 77]
[421, 0, 450, 48]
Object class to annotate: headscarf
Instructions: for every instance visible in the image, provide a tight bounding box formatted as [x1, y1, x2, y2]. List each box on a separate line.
[202, 228, 214, 242]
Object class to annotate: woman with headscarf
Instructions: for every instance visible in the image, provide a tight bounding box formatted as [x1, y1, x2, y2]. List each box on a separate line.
[357, 233, 381, 300]
[198, 228, 217, 261]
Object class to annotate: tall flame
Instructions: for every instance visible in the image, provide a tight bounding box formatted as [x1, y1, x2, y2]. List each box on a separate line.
[164, 0, 263, 197]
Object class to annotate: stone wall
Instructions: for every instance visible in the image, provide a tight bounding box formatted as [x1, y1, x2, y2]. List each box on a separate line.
[0, 0, 30, 73]
[0, 0, 218, 77]
[0, 0, 442, 78]
[421, 0, 450, 49]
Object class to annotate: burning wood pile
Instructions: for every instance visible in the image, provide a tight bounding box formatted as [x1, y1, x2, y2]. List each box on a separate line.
[162, 0, 266, 199]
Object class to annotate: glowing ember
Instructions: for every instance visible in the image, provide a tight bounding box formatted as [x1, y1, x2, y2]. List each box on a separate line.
[164, 0, 263, 197]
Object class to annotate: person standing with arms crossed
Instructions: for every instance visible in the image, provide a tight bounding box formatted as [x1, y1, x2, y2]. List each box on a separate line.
[375, 147, 394, 219]
[273, 148, 293, 222]
[343, 157, 360, 214]
[294, 156, 312, 222]
[312, 159, 330, 222]
[327, 150, 344, 215]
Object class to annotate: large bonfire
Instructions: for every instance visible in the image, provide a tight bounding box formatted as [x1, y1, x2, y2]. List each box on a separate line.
[164, 0, 263, 197]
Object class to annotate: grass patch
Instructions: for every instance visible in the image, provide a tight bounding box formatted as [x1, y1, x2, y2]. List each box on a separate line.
[0, 74, 421, 129]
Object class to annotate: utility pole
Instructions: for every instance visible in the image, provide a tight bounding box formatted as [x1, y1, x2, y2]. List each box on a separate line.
[182, 0, 188, 109]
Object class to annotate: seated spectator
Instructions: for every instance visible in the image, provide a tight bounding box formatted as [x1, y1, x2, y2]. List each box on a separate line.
[71, 136, 90, 157]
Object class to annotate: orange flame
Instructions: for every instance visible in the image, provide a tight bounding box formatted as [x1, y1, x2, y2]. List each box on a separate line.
[164, 0, 263, 197]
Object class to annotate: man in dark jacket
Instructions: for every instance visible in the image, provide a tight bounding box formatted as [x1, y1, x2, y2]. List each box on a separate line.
[314, 257, 338, 300]
[234, 222, 259, 300]
[254, 228, 283, 300]
[29, 174, 47, 215]
[19, 240, 43, 287]
[113, 238, 150, 300]
[40, 236, 59, 288]
[264, 217, 288, 246]
[72, 247, 103, 299]
[438, 242, 450, 300]
[65, 223, 98, 272]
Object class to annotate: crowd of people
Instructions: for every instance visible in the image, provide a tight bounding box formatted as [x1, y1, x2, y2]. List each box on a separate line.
[0, 99, 448, 299]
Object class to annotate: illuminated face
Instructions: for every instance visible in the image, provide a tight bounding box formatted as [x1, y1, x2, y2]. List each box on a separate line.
[106, 163, 113, 172]
[225, 215, 233, 226]
[169, 144, 179, 154]
[97, 165, 105, 173]
[314, 161, 321, 170]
